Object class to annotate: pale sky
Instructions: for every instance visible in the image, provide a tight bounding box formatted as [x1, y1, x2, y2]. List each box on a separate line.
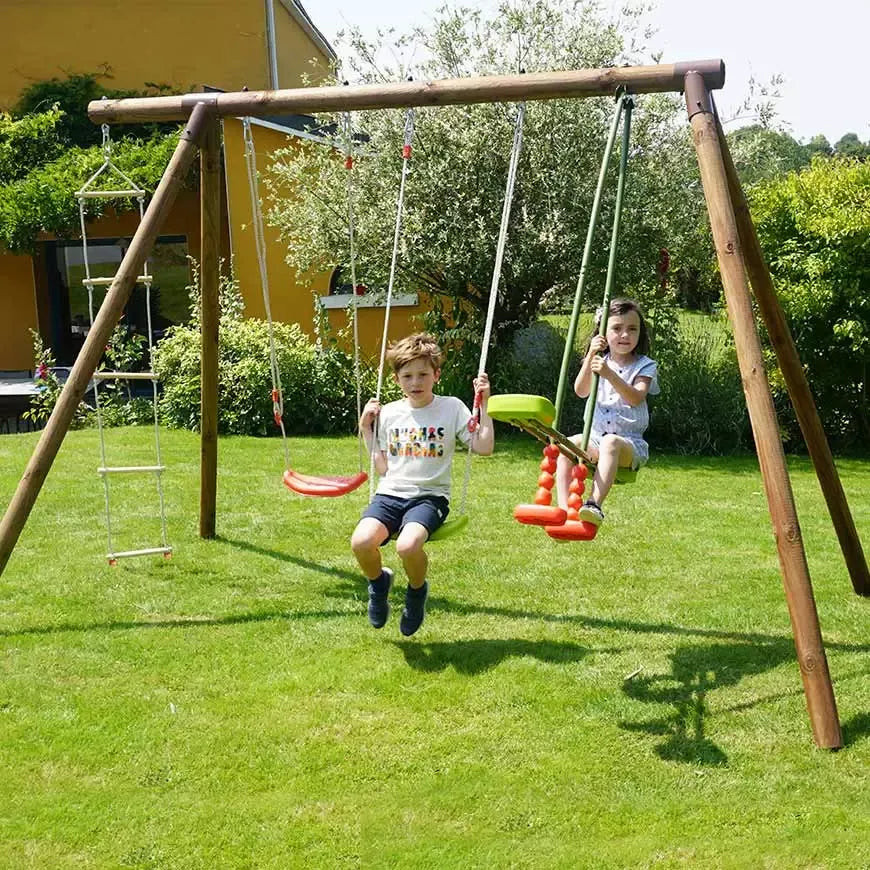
[306, 0, 869, 145]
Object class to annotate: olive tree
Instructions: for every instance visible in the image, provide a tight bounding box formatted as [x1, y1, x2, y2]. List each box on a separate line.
[267, 0, 709, 345]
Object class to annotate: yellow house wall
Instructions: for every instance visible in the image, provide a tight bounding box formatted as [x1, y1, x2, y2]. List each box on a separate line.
[0, 0, 331, 110]
[82, 190, 205, 260]
[222, 117, 426, 358]
[0, 190, 206, 371]
[274, 2, 332, 88]
[0, 252, 38, 370]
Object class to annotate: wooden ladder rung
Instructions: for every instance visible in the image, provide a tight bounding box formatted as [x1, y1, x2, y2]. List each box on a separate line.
[78, 189, 146, 199]
[82, 276, 152, 286]
[97, 465, 166, 475]
[93, 371, 158, 381]
[108, 546, 172, 560]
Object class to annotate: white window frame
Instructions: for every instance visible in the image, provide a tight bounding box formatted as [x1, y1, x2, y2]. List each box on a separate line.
[318, 292, 418, 310]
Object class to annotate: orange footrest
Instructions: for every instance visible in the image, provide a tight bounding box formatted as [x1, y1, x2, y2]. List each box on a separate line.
[514, 504, 567, 526]
[545, 520, 599, 541]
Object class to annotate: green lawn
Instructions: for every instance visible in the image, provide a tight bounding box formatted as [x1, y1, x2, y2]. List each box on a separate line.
[1, 428, 868, 869]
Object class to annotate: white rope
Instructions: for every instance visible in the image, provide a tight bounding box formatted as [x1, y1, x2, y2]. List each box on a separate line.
[75, 122, 169, 559]
[477, 102, 525, 378]
[242, 117, 290, 471]
[457, 101, 526, 516]
[76, 123, 146, 198]
[374, 107, 415, 403]
[370, 107, 416, 498]
[367, 103, 526, 518]
[343, 111, 366, 474]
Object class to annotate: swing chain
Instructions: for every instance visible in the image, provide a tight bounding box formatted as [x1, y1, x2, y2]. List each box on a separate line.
[402, 108, 415, 158]
[101, 123, 112, 160]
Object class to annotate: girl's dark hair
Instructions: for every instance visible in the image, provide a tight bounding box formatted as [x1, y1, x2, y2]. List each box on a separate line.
[592, 298, 650, 356]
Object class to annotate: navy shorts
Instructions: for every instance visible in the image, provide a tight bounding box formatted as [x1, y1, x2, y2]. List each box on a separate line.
[362, 494, 450, 544]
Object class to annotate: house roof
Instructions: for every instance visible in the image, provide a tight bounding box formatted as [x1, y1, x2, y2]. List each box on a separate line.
[280, 0, 338, 64]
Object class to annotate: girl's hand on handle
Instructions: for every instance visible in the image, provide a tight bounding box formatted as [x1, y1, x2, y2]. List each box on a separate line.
[590, 354, 611, 379]
[589, 335, 608, 356]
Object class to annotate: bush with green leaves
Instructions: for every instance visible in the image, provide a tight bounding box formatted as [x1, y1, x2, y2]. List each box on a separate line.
[22, 331, 64, 428]
[153, 268, 379, 436]
[12, 71, 175, 148]
[0, 130, 182, 254]
[646, 317, 749, 455]
[22, 330, 92, 429]
[0, 108, 67, 184]
[0, 74, 184, 254]
[749, 156, 870, 448]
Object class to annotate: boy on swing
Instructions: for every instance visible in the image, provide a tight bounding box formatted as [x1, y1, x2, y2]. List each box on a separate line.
[352, 333, 494, 636]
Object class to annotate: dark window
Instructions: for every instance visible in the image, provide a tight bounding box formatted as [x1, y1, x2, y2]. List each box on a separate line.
[59, 234, 190, 330]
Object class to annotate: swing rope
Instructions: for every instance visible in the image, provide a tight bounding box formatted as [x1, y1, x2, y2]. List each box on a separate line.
[578, 94, 634, 454]
[342, 111, 367, 475]
[369, 101, 526, 526]
[243, 116, 367, 496]
[553, 90, 631, 433]
[457, 100, 526, 513]
[369, 107, 416, 499]
[243, 117, 290, 469]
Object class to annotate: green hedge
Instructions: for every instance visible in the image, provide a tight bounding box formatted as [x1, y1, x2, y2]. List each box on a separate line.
[153, 317, 381, 437]
[152, 306, 751, 453]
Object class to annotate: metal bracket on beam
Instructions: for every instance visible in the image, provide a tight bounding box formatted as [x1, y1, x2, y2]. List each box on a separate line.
[684, 71, 713, 120]
[181, 92, 219, 108]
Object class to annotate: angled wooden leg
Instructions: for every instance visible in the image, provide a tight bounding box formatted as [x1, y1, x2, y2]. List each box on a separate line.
[686, 72, 841, 749]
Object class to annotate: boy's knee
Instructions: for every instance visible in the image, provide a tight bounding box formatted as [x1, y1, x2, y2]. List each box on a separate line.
[395, 533, 425, 560]
[351, 527, 378, 553]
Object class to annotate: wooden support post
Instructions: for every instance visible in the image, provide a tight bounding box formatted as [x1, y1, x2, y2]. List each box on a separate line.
[0, 102, 214, 578]
[713, 114, 869, 598]
[199, 119, 221, 539]
[685, 73, 841, 749]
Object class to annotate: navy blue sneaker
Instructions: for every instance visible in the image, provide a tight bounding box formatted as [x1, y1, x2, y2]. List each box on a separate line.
[400, 582, 428, 637]
[367, 568, 393, 628]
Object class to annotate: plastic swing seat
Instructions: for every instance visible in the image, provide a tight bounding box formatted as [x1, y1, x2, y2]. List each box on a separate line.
[488, 393, 556, 427]
[489, 393, 637, 541]
[429, 514, 469, 541]
[388, 513, 469, 543]
[545, 520, 599, 541]
[514, 504, 567, 526]
[283, 469, 368, 498]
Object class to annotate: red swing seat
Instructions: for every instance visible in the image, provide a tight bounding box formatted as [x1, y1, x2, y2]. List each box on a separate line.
[283, 469, 368, 498]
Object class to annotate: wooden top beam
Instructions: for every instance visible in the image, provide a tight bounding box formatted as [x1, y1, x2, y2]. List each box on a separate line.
[88, 59, 725, 123]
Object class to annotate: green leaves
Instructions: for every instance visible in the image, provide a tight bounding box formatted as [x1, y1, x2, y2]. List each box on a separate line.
[267, 0, 706, 341]
[0, 108, 66, 184]
[0, 130, 182, 253]
[0, 74, 184, 254]
[750, 156, 870, 446]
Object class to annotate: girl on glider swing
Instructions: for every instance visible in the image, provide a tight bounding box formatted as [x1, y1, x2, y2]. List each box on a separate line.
[555, 298, 659, 528]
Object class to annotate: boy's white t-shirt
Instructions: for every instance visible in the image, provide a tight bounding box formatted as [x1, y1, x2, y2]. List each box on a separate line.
[375, 394, 473, 500]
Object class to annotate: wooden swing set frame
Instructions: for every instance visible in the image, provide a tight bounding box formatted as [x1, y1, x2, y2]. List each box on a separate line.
[0, 59, 866, 751]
